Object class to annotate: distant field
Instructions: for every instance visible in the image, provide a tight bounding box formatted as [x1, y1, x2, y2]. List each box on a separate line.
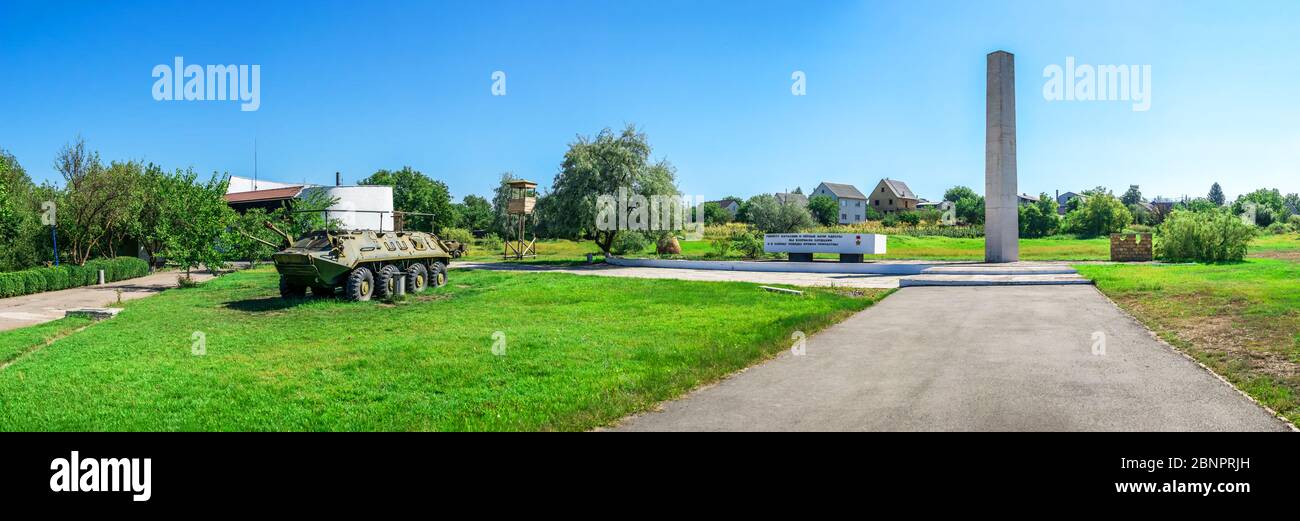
[0, 267, 887, 431]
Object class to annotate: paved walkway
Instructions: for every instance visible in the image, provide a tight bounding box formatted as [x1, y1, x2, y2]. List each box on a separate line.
[0, 270, 217, 332]
[456, 262, 904, 288]
[615, 286, 1290, 431]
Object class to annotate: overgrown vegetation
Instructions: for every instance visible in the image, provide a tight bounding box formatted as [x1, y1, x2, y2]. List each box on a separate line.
[1156, 209, 1257, 262]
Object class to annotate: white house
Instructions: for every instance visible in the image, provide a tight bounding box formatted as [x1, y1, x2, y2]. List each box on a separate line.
[812, 182, 869, 224]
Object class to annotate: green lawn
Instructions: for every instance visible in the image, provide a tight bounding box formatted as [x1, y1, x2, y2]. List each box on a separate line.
[1076, 257, 1300, 425]
[0, 267, 887, 431]
[0, 316, 92, 366]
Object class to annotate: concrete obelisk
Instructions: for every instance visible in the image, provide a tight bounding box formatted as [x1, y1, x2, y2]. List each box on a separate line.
[985, 50, 1019, 263]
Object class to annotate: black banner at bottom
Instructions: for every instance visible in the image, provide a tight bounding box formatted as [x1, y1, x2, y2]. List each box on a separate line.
[0, 432, 1290, 511]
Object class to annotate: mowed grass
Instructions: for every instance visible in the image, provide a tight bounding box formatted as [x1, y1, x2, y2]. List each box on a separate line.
[0, 267, 887, 431]
[0, 317, 92, 366]
[1076, 256, 1300, 425]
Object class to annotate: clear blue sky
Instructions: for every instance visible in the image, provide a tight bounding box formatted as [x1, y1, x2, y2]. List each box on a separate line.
[2, 0, 1297, 203]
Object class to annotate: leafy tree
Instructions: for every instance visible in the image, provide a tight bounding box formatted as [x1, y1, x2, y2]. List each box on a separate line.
[955, 195, 985, 225]
[1284, 193, 1300, 217]
[0, 150, 39, 270]
[1176, 197, 1220, 213]
[806, 194, 838, 226]
[1231, 188, 1286, 227]
[944, 186, 977, 203]
[1018, 192, 1060, 238]
[864, 206, 883, 221]
[121, 163, 171, 265]
[0, 180, 18, 257]
[1061, 191, 1132, 237]
[1128, 203, 1154, 226]
[702, 202, 733, 225]
[546, 125, 679, 253]
[744, 194, 814, 233]
[157, 170, 233, 276]
[359, 167, 455, 233]
[454, 194, 493, 232]
[279, 189, 343, 238]
[224, 208, 279, 265]
[1120, 185, 1143, 206]
[1208, 182, 1226, 206]
[53, 137, 136, 265]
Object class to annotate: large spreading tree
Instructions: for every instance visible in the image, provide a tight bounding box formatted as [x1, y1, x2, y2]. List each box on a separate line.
[545, 125, 679, 253]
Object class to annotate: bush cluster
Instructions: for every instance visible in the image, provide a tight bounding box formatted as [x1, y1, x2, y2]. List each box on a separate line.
[438, 227, 475, 245]
[1156, 210, 1257, 262]
[0, 257, 149, 298]
[609, 231, 653, 255]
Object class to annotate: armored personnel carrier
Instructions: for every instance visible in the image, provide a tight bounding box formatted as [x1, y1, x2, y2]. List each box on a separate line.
[262, 223, 466, 301]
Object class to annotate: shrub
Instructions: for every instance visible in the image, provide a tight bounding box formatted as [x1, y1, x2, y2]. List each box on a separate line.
[608, 231, 652, 256]
[440, 227, 474, 245]
[896, 211, 921, 226]
[1018, 195, 1061, 238]
[1156, 210, 1257, 262]
[709, 238, 734, 258]
[703, 222, 753, 241]
[881, 213, 899, 227]
[0, 257, 147, 298]
[731, 231, 765, 259]
[1265, 221, 1291, 235]
[476, 233, 503, 251]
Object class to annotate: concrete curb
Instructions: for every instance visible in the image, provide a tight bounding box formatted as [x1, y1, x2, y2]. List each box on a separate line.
[899, 277, 1093, 287]
[606, 256, 932, 275]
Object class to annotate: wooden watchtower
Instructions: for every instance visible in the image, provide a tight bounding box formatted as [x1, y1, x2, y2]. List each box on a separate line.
[504, 180, 537, 260]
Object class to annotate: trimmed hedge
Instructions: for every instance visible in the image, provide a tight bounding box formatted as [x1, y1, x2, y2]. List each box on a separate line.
[0, 257, 150, 298]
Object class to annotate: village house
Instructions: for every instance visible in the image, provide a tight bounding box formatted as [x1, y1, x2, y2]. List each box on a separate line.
[868, 178, 920, 214]
[706, 199, 741, 217]
[811, 182, 869, 224]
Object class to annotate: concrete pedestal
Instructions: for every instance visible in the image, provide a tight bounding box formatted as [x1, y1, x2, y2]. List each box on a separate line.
[985, 50, 1019, 263]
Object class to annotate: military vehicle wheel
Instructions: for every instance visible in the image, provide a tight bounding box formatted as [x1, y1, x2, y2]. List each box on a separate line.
[374, 265, 402, 300]
[406, 263, 429, 293]
[280, 277, 307, 298]
[345, 267, 375, 301]
[430, 261, 447, 287]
